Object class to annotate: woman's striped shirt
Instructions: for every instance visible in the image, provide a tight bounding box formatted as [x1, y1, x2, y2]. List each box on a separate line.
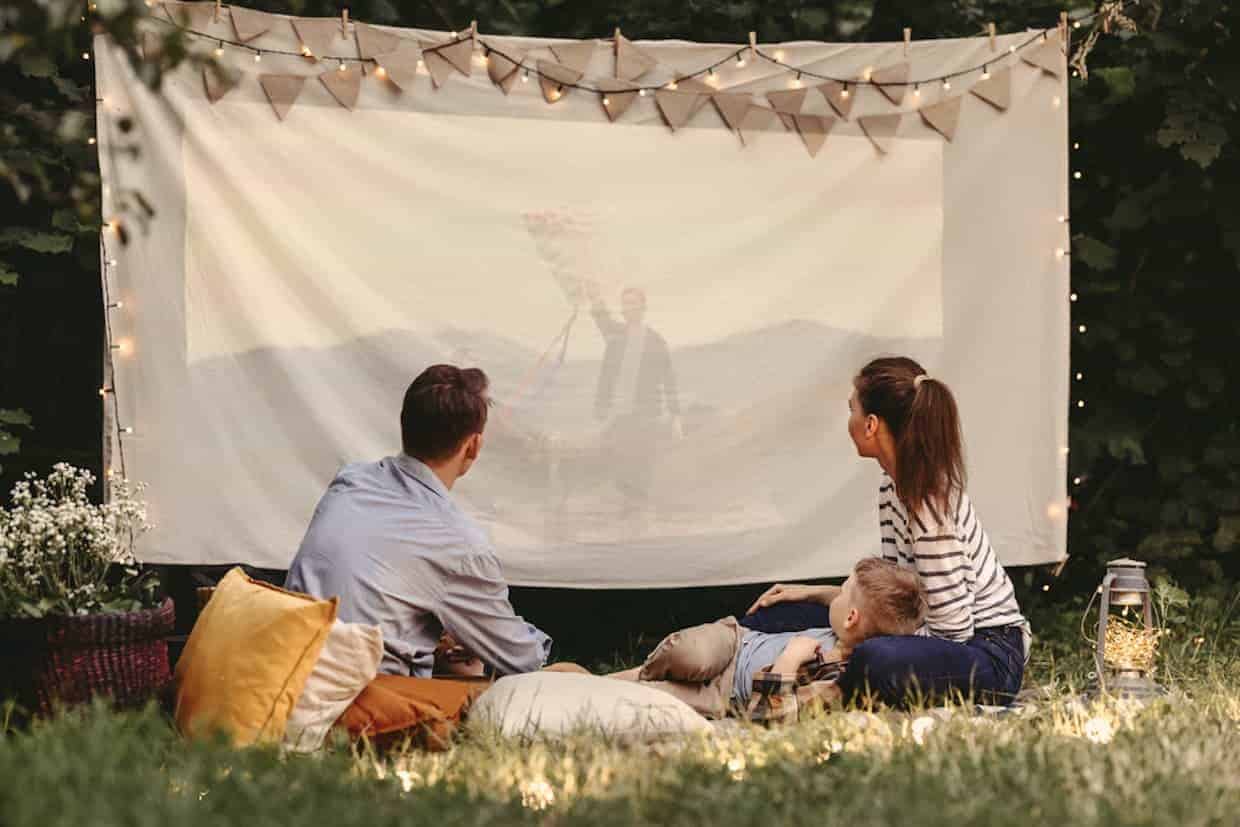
[878, 474, 1026, 641]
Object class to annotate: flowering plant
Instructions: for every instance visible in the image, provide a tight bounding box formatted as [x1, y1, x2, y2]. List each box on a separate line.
[0, 463, 157, 620]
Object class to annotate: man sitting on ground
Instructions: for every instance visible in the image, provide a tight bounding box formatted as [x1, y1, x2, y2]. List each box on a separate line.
[286, 364, 552, 678]
[609, 558, 926, 718]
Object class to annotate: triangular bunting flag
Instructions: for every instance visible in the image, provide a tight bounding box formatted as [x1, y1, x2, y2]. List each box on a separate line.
[858, 113, 902, 154]
[737, 105, 778, 145]
[258, 74, 306, 121]
[970, 66, 1011, 110]
[655, 89, 706, 131]
[919, 95, 962, 141]
[615, 33, 657, 80]
[676, 77, 714, 95]
[202, 64, 240, 103]
[596, 79, 639, 122]
[354, 22, 403, 59]
[419, 40, 459, 88]
[487, 47, 525, 94]
[766, 87, 807, 114]
[816, 80, 855, 120]
[161, 2, 215, 31]
[1021, 38, 1064, 76]
[141, 30, 166, 62]
[537, 60, 582, 103]
[292, 19, 346, 60]
[712, 93, 751, 132]
[776, 113, 797, 131]
[229, 6, 270, 43]
[436, 37, 476, 77]
[374, 41, 422, 91]
[793, 114, 835, 157]
[550, 41, 598, 74]
[872, 62, 911, 106]
[320, 64, 363, 109]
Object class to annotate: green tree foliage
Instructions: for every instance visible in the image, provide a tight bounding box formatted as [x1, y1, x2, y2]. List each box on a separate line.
[2, 1, 1236, 596]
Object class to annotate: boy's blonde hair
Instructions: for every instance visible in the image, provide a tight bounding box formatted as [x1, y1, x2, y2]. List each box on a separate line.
[852, 557, 927, 636]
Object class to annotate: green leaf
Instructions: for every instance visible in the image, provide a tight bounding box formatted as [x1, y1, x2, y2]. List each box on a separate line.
[1095, 67, 1136, 101]
[0, 227, 73, 254]
[0, 431, 19, 456]
[1074, 235, 1118, 271]
[1106, 435, 1146, 465]
[1180, 141, 1222, 168]
[0, 263, 16, 286]
[52, 208, 81, 233]
[18, 52, 55, 78]
[0, 409, 32, 427]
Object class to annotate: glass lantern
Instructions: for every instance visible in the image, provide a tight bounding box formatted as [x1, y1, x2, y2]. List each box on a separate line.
[1092, 558, 1164, 698]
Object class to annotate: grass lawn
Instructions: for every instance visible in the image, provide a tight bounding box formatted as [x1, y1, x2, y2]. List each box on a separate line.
[2, 606, 1238, 827]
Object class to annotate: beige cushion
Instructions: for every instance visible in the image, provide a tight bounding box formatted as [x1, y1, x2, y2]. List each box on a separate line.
[470, 672, 711, 740]
[283, 620, 384, 752]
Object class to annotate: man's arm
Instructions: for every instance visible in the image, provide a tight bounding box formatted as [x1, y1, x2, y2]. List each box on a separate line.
[437, 550, 552, 676]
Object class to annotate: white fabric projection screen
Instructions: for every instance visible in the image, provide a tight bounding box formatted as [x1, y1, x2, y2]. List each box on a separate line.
[95, 13, 1069, 587]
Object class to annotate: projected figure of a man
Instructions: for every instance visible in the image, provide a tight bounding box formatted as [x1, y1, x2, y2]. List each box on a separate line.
[586, 282, 682, 522]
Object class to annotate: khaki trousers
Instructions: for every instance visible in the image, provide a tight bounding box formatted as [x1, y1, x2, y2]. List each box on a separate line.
[636, 616, 745, 718]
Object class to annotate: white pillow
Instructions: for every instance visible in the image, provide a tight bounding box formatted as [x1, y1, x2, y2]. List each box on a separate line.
[283, 619, 383, 752]
[470, 672, 711, 740]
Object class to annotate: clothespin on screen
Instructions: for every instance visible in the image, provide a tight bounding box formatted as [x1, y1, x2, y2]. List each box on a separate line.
[988, 22, 997, 52]
[903, 28, 912, 57]
[469, 19, 478, 41]
[748, 31, 757, 60]
[1059, 11, 1069, 44]
[214, 0, 222, 23]
[340, 8, 349, 40]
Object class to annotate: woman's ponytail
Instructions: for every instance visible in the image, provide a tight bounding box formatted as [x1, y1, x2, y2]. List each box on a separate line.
[854, 358, 966, 522]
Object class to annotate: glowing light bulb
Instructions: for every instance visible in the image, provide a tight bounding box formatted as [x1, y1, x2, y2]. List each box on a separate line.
[87, 137, 96, 145]
[521, 69, 528, 82]
[840, 86, 850, 100]
[1075, 372, 1083, 380]
[108, 300, 124, 309]
[338, 61, 347, 72]
[1069, 292, 1078, 302]
[667, 80, 678, 90]
[214, 44, 224, 57]
[121, 426, 134, 435]
[1073, 142, 1080, 150]
[602, 96, 611, 106]
[1078, 324, 1087, 333]
[638, 88, 646, 96]
[1077, 400, 1086, 408]
[790, 75, 802, 89]
[301, 45, 313, 57]
[1057, 215, 1067, 223]
[1052, 95, 1061, 108]
[942, 79, 951, 91]
[1073, 21, 1082, 29]
[99, 387, 108, 397]
[1073, 476, 1082, 486]
[736, 53, 746, 67]
[913, 85, 921, 99]
[981, 67, 991, 80]
[254, 52, 262, 62]
[774, 49, 786, 62]
[1042, 583, 1051, 591]
[375, 66, 387, 79]
[114, 338, 134, 356]
[1073, 171, 1082, 180]
[1009, 45, 1017, 54]
[862, 66, 873, 82]
[418, 59, 426, 70]
[1056, 248, 1066, 258]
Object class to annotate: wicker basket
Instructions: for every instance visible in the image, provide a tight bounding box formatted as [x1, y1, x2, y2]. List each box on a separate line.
[0, 597, 175, 716]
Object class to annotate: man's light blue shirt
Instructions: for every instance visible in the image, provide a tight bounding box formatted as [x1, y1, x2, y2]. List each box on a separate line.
[285, 454, 552, 677]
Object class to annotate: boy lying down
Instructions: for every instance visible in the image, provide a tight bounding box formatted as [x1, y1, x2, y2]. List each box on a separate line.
[608, 558, 928, 720]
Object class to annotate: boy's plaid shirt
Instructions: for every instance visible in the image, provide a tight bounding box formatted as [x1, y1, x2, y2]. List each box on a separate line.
[745, 654, 848, 725]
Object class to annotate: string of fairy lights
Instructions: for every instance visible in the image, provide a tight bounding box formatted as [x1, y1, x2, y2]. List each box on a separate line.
[91, 3, 1115, 527]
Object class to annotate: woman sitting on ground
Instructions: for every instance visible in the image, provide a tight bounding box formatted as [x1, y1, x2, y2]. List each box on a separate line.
[749, 356, 1030, 707]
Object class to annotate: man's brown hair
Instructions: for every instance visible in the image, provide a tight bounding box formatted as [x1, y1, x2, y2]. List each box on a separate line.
[854, 356, 966, 522]
[852, 557, 927, 636]
[400, 365, 490, 462]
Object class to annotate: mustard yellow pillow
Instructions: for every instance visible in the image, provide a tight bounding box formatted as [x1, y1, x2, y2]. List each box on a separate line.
[174, 567, 337, 745]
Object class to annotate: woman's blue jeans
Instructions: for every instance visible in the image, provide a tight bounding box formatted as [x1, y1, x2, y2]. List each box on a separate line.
[740, 602, 1025, 707]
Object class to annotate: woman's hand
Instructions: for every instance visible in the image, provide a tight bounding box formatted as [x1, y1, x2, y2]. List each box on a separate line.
[771, 636, 823, 674]
[746, 583, 838, 615]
